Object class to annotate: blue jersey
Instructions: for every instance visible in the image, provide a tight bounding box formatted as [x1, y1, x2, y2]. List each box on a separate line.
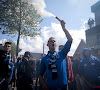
[39, 40, 72, 88]
[79, 48, 100, 86]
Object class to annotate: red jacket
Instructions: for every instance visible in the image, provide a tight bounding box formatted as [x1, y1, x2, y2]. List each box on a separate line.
[66, 56, 74, 83]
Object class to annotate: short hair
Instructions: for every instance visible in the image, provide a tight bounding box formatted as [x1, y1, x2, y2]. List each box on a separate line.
[59, 45, 64, 48]
[48, 37, 55, 43]
[24, 51, 31, 56]
[4, 42, 12, 46]
[17, 57, 22, 62]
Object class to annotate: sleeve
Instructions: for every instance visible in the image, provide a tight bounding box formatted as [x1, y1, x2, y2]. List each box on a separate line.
[39, 58, 46, 77]
[60, 40, 72, 57]
[78, 60, 84, 77]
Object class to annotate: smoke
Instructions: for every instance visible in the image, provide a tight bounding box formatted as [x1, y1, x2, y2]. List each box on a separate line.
[22, 0, 55, 17]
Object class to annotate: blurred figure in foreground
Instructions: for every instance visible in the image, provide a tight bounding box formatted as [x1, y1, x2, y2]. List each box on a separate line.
[0, 42, 14, 90]
[79, 48, 100, 90]
[73, 53, 82, 90]
[17, 51, 34, 90]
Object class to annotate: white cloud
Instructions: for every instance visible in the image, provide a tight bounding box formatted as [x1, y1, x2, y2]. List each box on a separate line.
[0, 23, 86, 56]
[17, 22, 86, 56]
[18, 36, 43, 55]
[68, 29, 86, 55]
[0, 39, 7, 45]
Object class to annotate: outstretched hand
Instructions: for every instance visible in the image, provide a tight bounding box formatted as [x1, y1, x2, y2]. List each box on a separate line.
[55, 17, 66, 28]
[55, 16, 73, 41]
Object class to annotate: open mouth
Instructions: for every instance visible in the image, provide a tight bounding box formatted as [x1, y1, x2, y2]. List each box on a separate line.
[52, 44, 54, 47]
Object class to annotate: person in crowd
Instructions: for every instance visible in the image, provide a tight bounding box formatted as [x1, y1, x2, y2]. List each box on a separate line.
[17, 51, 34, 90]
[35, 60, 41, 90]
[16, 57, 22, 88]
[79, 48, 100, 90]
[29, 59, 36, 79]
[59, 45, 74, 90]
[73, 53, 82, 90]
[10, 55, 17, 88]
[0, 42, 14, 90]
[39, 19, 73, 90]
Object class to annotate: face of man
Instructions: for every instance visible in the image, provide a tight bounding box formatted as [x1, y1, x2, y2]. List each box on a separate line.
[24, 52, 30, 61]
[24, 52, 30, 58]
[4, 44, 11, 53]
[47, 38, 57, 52]
[84, 50, 90, 58]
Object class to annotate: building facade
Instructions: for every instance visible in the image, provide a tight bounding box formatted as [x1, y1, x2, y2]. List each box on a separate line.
[73, 39, 86, 60]
[85, 1, 100, 57]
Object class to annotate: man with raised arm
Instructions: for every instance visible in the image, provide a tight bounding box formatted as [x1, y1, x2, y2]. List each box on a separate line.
[39, 19, 73, 90]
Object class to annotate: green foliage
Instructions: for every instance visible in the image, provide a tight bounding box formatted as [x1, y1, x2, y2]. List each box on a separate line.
[0, 0, 43, 56]
[10, 40, 17, 56]
[0, 0, 43, 37]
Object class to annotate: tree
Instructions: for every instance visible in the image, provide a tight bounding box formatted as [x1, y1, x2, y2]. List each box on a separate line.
[0, 0, 43, 56]
[10, 40, 22, 57]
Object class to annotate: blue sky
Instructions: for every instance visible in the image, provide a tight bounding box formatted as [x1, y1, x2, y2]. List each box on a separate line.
[41, 0, 98, 29]
[0, 0, 99, 56]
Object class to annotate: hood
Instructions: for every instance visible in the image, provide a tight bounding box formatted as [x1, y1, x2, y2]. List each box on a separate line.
[82, 48, 91, 59]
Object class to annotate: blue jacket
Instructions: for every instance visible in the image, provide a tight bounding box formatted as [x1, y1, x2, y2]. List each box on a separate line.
[79, 48, 100, 86]
[39, 40, 72, 88]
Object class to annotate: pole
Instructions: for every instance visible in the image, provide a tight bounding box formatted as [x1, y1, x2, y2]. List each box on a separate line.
[43, 43, 44, 56]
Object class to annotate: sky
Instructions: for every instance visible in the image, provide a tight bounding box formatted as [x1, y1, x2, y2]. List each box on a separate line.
[0, 0, 99, 56]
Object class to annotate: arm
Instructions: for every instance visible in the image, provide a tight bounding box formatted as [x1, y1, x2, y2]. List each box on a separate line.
[60, 20, 73, 41]
[81, 76, 93, 88]
[39, 58, 50, 90]
[58, 20, 73, 57]
[56, 17, 73, 41]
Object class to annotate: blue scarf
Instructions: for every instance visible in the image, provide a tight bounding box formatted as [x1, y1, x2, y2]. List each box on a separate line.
[48, 51, 59, 79]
